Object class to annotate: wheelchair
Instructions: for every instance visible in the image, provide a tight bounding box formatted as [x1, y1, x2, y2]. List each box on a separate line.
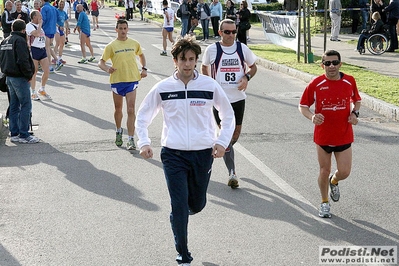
[364, 26, 391, 55]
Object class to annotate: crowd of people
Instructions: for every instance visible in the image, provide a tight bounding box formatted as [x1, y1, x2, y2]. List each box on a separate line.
[175, 0, 252, 44]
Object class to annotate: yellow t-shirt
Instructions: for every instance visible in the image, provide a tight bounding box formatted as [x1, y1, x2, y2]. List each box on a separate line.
[101, 38, 143, 84]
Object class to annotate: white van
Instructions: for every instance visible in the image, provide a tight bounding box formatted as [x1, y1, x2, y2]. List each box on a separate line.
[146, 0, 179, 15]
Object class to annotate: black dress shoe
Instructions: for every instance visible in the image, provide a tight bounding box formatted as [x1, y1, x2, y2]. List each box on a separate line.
[330, 38, 341, 41]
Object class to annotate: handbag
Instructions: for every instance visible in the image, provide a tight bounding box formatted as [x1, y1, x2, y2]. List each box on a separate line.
[239, 21, 251, 31]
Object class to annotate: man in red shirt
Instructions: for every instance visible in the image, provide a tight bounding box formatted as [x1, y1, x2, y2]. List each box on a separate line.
[299, 50, 361, 218]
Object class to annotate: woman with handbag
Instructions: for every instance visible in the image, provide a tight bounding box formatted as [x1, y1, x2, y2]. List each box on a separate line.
[236, 0, 251, 44]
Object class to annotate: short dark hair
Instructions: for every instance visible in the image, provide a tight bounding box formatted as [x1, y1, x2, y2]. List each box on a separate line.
[171, 36, 201, 60]
[323, 50, 341, 62]
[116, 19, 128, 28]
[11, 19, 26, 32]
[162, 0, 168, 6]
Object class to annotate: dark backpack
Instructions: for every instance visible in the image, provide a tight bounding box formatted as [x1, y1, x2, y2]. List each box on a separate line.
[176, 5, 182, 18]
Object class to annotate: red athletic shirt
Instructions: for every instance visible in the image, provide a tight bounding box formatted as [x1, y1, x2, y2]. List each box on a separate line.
[299, 72, 362, 146]
[91, 1, 99, 11]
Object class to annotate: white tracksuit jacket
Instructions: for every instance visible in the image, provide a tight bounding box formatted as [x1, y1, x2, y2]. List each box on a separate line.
[136, 71, 235, 151]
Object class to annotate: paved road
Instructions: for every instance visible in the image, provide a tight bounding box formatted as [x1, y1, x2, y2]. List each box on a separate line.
[0, 7, 398, 266]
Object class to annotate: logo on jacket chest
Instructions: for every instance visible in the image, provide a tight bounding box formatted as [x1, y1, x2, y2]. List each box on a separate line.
[190, 100, 206, 106]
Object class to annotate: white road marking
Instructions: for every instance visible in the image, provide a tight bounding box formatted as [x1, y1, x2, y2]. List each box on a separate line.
[235, 142, 334, 225]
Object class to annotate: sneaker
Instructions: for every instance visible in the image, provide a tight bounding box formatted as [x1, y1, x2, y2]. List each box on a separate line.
[96, 24, 99, 29]
[38, 65, 42, 71]
[126, 138, 136, 150]
[78, 58, 88, 64]
[319, 202, 332, 218]
[227, 170, 239, 189]
[115, 129, 123, 147]
[31, 90, 40, 101]
[38, 90, 52, 100]
[88, 57, 95, 62]
[93, 28, 96, 31]
[160, 51, 167, 56]
[49, 66, 55, 73]
[55, 61, 63, 71]
[19, 135, 40, 144]
[178, 264, 190, 266]
[329, 175, 340, 202]
[51, 58, 57, 64]
[60, 59, 67, 64]
[10, 136, 20, 142]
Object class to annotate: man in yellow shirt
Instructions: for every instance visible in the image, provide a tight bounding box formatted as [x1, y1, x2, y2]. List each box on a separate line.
[98, 19, 147, 150]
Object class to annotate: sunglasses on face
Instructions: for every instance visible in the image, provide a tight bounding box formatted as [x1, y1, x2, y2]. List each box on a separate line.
[222, 30, 237, 35]
[322, 60, 340, 66]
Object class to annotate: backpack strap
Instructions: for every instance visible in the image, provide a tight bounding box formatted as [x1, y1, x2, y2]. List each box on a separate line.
[212, 41, 246, 78]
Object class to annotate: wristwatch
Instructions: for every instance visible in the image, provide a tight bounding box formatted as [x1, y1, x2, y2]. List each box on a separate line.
[352, 110, 359, 117]
[245, 73, 251, 81]
[142, 67, 147, 71]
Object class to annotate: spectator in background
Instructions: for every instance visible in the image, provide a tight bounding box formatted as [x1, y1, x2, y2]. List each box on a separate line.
[197, 0, 210, 41]
[2, 1, 15, 38]
[329, 0, 342, 41]
[188, 0, 198, 34]
[136, 0, 144, 21]
[383, 0, 399, 52]
[372, 0, 387, 23]
[225, 0, 237, 22]
[283, 0, 298, 14]
[0, 19, 40, 144]
[11, 1, 30, 24]
[349, 0, 360, 33]
[179, 0, 190, 36]
[210, 0, 222, 38]
[33, 0, 41, 11]
[359, 0, 370, 30]
[237, 0, 250, 44]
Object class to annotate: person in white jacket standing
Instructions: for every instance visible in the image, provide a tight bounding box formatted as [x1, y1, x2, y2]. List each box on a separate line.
[135, 36, 235, 266]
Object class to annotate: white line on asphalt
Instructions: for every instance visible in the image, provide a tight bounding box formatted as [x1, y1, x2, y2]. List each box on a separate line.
[234, 143, 334, 225]
[151, 74, 162, 82]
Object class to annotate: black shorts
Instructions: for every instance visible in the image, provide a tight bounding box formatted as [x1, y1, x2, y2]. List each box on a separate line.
[213, 99, 245, 126]
[31, 47, 48, 61]
[319, 143, 352, 154]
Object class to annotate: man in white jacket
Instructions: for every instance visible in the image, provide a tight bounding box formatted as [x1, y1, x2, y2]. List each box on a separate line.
[135, 36, 235, 266]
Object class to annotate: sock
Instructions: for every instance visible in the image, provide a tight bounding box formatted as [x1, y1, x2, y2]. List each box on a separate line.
[322, 199, 329, 203]
[331, 175, 338, 185]
[128, 136, 134, 140]
[116, 128, 122, 133]
[39, 86, 45, 92]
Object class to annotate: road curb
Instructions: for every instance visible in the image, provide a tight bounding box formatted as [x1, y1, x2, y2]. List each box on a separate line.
[256, 57, 399, 121]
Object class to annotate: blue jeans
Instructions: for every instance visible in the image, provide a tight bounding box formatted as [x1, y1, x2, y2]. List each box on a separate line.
[201, 19, 209, 40]
[357, 32, 370, 50]
[6, 76, 32, 139]
[361, 10, 368, 30]
[181, 18, 189, 36]
[161, 147, 214, 264]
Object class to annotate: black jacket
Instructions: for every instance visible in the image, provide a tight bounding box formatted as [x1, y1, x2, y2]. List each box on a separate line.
[11, 11, 30, 24]
[0, 32, 35, 80]
[384, 0, 399, 20]
[1, 10, 13, 35]
[368, 19, 385, 34]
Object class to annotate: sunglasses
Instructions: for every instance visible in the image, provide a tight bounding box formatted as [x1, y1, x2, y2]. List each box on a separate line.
[222, 30, 237, 35]
[322, 60, 340, 66]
